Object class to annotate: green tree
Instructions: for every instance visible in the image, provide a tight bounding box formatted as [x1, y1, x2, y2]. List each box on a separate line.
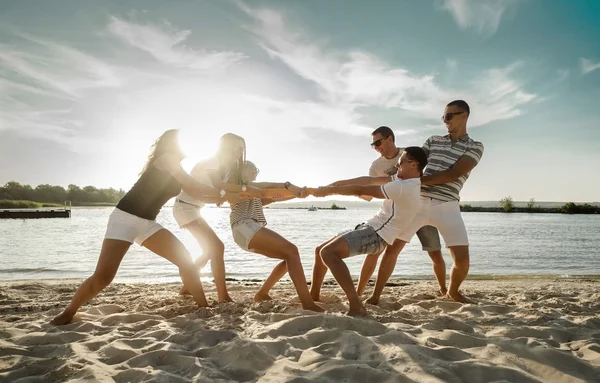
[500, 196, 514, 213]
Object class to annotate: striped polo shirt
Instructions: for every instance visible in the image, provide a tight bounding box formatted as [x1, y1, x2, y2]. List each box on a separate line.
[230, 198, 267, 227]
[421, 134, 484, 202]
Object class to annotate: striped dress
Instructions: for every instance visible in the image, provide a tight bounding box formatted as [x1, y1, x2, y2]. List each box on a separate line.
[230, 198, 267, 227]
[421, 134, 484, 202]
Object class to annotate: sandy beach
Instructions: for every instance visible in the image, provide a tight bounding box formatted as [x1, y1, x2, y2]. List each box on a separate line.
[1, 278, 599, 382]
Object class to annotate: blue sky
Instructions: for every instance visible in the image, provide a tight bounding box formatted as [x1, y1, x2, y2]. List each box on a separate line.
[1, 0, 599, 202]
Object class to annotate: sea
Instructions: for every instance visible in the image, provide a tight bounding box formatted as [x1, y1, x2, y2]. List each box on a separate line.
[1, 205, 599, 283]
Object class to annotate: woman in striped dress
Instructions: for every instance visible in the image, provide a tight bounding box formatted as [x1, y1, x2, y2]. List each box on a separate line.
[230, 161, 323, 312]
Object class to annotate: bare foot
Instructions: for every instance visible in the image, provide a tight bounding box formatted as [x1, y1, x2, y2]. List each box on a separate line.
[51, 310, 75, 325]
[179, 286, 191, 295]
[218, 295, 234, 303]
[439, 288, 448, 297]
[446, 291, 470, 303]
[346, 304, 368, 317]
[253, 293, 273, 302]
[303, 303, 325, 312]
[310, 291, 321, 302]
[365, 296, 379, 305]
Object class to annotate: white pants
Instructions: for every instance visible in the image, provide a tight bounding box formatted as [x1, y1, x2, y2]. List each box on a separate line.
[173, 200, 203, 228]
[104, 208, 164, 245]
[231, 219, 266, 252]
[397, 198, 469, 247]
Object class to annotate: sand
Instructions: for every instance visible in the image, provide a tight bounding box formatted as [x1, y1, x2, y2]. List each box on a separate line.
[0, 278, 599, 382]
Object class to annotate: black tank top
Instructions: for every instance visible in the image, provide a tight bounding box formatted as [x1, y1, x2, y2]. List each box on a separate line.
[116, 165, 181, 220]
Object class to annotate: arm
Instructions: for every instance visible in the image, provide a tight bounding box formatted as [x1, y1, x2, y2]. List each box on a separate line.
[261, 193, 297, 206]
[162, 164, 224, 200]
[313, 185, 386, 199]
[207, 170, 263, 197]
[421, 142, 484, 185]
[329, 175, 391, 187]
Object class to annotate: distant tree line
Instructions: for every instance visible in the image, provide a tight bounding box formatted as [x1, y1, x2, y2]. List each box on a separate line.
[0, 181, 126, 205]
[460, 197, 600, 214]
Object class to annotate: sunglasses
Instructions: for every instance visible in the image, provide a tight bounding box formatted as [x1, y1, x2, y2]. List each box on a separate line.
[441, 111, 465, 122]
[370, 136, 389, 147]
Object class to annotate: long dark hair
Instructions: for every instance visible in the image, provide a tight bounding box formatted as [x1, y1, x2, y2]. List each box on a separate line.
[217, 133, 246, 185]
[139, 129, 181, 176]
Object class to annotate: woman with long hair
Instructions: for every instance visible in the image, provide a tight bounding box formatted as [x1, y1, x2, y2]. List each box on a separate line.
[173, 133, 263, 299]
[226, 160, 323, 312]
[51, 129, 242, 325]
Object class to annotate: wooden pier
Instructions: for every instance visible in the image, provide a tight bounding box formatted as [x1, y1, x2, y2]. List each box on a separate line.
[0, 201, 72, 219]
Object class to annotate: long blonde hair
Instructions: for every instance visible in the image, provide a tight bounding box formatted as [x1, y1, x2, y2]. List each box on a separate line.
[139, 129, 181, 175]
[217, 133, 246, 184]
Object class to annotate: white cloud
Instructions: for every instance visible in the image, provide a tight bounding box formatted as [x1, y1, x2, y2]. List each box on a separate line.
[107, 16, 247, 71]
[439, 0, 517, 36]
[238, 3, 536, 129]
[580, 58, 600, 74]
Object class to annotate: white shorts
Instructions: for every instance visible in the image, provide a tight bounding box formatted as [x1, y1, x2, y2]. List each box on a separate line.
[231, 219, 266, 252]
[397, 198, 469, 248]
[104, 208, 164, 245]
[173, 200, 203, 228]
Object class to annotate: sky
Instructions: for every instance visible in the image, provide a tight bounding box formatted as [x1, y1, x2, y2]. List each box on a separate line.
[1, 0, 599, 202]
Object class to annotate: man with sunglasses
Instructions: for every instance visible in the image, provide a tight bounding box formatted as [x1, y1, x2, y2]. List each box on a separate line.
[366, 100, 484, 304]
[356, 126, 446, 298]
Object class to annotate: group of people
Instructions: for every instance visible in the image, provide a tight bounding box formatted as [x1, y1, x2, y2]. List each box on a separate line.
[52, 99, 483, 324]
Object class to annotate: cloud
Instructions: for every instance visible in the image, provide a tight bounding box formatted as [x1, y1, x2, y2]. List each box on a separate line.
[439, 0, 517, 36]
[237, 2, 536, 129]
[107, 16, 247, 71]
[580, 58, 600, 74]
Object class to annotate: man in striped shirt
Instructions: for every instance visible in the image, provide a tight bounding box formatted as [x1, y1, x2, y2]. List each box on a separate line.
[365, 100, 484, 304]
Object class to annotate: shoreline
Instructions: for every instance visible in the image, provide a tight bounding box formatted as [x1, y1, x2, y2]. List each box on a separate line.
[2, 274, 600, 286]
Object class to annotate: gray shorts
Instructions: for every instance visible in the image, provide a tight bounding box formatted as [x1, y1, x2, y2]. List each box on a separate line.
[339, 224, 387, 257]
[416, 225, 442, 252]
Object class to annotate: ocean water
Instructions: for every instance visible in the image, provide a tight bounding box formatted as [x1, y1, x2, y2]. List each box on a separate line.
[1, 206, 599, 283]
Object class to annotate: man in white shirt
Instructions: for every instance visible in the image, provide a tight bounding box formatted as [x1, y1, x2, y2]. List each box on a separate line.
[309, 147, 428, 316]
[357, 126, 447, 297]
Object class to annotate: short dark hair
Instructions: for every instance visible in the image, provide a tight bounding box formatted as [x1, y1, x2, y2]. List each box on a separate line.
[447, 100, 470, 115]
[403, 146, 428, 176]
[371, 126, 395, 142]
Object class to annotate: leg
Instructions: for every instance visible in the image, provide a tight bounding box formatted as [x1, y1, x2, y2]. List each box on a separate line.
[428, 201, 470, 302]
[142, 229, 209, 307]
[356, 250, 383, 296]
[416, 225, 446, 295]
[320, 237, 366, 316]
[428, 251, 447, 295]
[180, 219, 231, 302]
[366, 239, 406, 305]
[447, 246, 470, 302]
[254, 261, 287, 302]
[310, 237, 336, 301]
[249, 228, 323, 312]
[52, 239, 131, 325]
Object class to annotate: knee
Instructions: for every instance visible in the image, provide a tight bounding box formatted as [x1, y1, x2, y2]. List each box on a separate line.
[319, 245, 338, 266]
[314, 244, 324, 258]
[92, 272, 115, 289]
[281, 243, 300, 261]
[429, 252, 445, 265]
[212, 239, 225, 257]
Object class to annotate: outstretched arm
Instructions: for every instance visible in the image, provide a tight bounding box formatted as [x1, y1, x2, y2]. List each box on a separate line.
[155, 155, 237, 201]
[328, 176, 391, 187]
[312, 185, 386, 199]
[207, 170, 264, 197]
